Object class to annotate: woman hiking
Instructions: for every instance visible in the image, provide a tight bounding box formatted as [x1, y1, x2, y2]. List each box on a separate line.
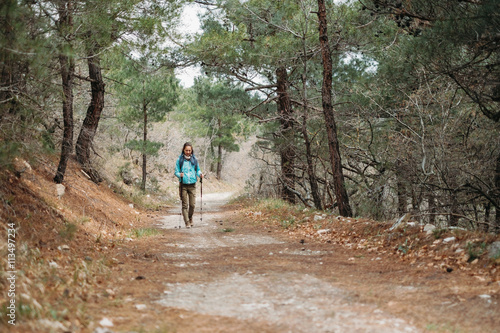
[174, 142, 203, 228]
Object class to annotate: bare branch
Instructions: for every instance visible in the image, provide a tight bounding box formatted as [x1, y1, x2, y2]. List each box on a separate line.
[245, 84, 277, 92]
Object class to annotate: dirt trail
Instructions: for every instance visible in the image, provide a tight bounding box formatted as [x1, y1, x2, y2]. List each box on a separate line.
[155, 193, 416, 333]
[87, 192, 499, 333]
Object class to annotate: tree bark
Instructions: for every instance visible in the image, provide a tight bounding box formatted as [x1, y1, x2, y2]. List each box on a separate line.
[300, 29, 322, 210]
[276, 66, 296, 204]
[75, 48, 105, 183]
[316, 0, 352, 217]
[396, 159, 407, 216]
[141, 99, 147, 191]
[448, 186, 460, 227]
[0, 0, 19, 116]
[302, 106, 322, 210]
[494, 151, 500, 232]
[54, 1, 74, 184]
[216, 118, 222, 180]
[427, 191, 436, 225]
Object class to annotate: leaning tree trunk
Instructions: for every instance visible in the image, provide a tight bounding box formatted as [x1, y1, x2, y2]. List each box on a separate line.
[54, 54, 75, 184]
[54, 1, 74, 184]
[75, 48, 104, 183]
[276, 66, 296, 204]
[317, 0, 352, 217]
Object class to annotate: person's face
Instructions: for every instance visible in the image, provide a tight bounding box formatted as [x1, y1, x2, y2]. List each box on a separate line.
[183, 146, 192, 157]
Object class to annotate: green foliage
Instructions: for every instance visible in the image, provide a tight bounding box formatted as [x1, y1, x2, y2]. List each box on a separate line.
[124, 140, 164, 156]
[466, 241, 486, 262]
[112, 54, 179, 128]
[397, 239, 409, 254]
[432, 229, 447, 240]
[280, 218, 296, 229]
[177, 76, 258, 174]
[366, 0, 500, 121]
[130, 228, 161, 238]
[148, 176, 161, 193]
[256, 198, 299, 213]
[0, 1, 59, 163]
[192, 76, 255, 138]
[108, 49, 180, 189]
[0, 142, 20, 170]
[59, 223, 78, 240]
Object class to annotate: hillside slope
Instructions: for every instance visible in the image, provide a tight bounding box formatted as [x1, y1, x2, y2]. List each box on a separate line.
[0, 156, 163, 331]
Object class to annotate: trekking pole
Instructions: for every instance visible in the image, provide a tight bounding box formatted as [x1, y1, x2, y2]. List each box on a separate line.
[200, 177, 203, 223]
[178, 207, 182, 229]
[178, 177, 183, 229]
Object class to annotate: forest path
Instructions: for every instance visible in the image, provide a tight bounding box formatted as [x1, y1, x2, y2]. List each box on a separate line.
[88, 192, 498, 333]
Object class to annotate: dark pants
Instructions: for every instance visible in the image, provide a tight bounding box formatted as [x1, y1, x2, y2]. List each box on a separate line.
[181, 183, 196, 226]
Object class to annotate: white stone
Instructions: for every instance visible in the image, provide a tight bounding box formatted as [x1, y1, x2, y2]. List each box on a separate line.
[56, 184, 65, 199]
[99, 318, 114, 327]
[443, 237, 456, 243]
[135, 304, 147, 310]
[23, 160, 32, 171]
[37, 319, 68, 332]
[423, 224, 436, 234]
[488, 241, 500, 259]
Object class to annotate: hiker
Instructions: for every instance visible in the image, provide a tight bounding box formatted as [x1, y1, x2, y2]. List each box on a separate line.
[174, 142, 203, 228]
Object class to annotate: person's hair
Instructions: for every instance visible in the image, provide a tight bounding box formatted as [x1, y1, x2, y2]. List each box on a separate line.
[181, 142, 194, 155]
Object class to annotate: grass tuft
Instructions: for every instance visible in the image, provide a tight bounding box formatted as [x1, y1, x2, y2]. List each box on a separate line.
[130, 227, 161, 238]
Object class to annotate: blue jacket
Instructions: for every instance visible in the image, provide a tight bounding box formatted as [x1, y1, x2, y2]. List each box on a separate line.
[175, 154, 202, 185]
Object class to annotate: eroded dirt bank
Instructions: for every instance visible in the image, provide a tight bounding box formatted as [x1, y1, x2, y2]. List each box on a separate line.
[79, 192, 499, 333]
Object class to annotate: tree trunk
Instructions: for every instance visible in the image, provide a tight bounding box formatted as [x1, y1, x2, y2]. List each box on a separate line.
[0, 0, 19, 117]
[216, 142, 222, 180]
[75, 49, 105, 183]
[494, 151, 500, 232]
[141, 101, 147, 191]
[316, 0, 352, 217]
[276, 66, 296, 204]
[396, 159, 407, 216]
[302, 109, 322, 210]
[216, 118, 222, 180]
[427, 191, 436, 225]
[54, 1, 74, 184]
[299, 30, 322, 209]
